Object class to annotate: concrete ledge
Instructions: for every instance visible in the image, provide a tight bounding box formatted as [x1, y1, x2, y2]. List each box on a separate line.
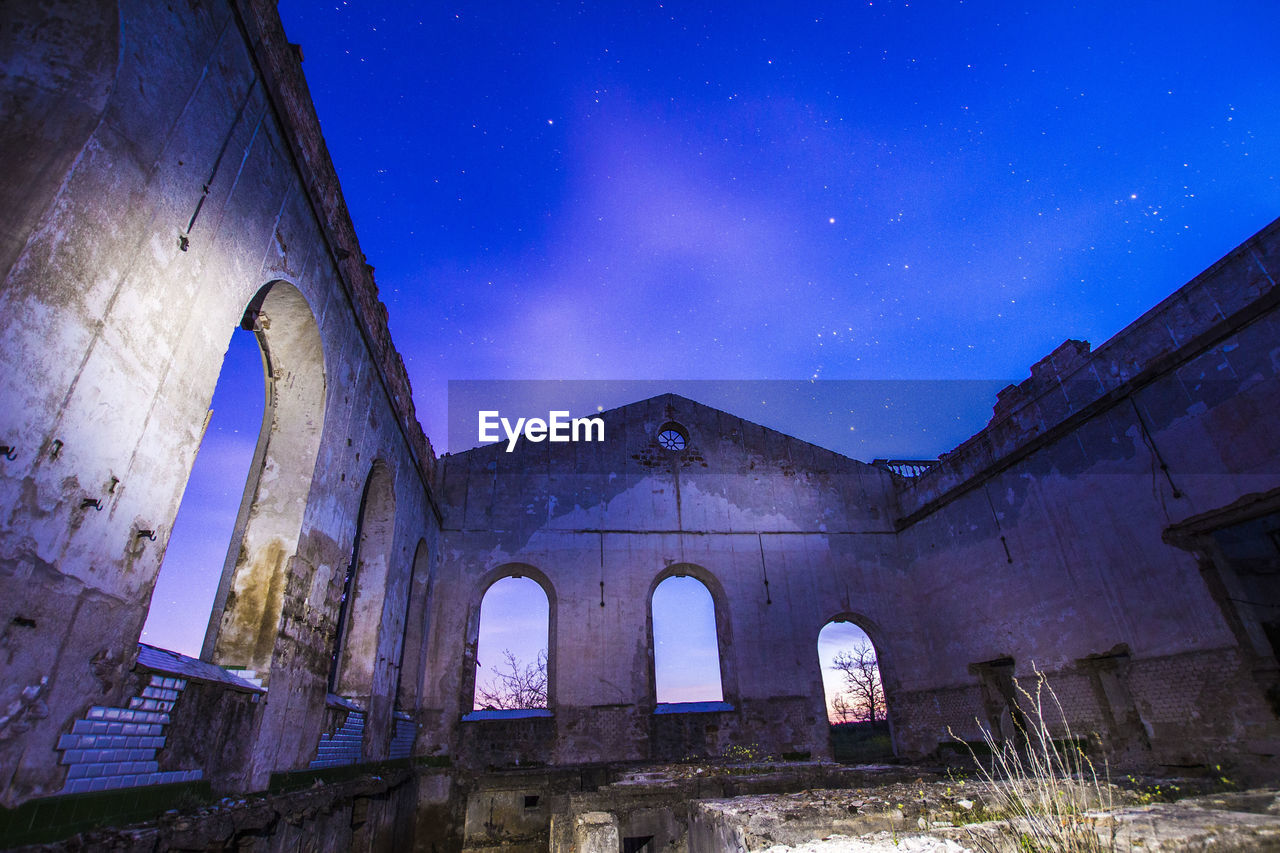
[325, 693, 364, 712]
[653, 702, 734, 715]
[463, 709, 554, 722]
[136, 644, 263, 694]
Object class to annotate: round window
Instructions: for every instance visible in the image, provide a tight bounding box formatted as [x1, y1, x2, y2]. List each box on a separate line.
[657, 424, 687, 451]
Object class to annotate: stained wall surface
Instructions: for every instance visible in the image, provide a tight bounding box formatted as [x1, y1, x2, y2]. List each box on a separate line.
[0, 0, 439, 805]
[890, 222, 1280, 762]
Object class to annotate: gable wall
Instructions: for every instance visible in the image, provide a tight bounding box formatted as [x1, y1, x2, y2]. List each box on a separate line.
[429, 395, 916, 764]
[430, 219, 1280, 768]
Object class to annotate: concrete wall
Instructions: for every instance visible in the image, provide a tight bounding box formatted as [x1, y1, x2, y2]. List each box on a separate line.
[0, 0, 439, 805]
[891, 218, 1280, 762]
[427, 394, 915, 765]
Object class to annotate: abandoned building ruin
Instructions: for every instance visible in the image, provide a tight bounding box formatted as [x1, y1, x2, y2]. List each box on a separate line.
[2, 0, 1280, 849]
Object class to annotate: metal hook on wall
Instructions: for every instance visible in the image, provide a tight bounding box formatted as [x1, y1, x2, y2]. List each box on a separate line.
[136, 529, 157, 542]
[80, 498, 102, 511]
[0, 445, 16, 461]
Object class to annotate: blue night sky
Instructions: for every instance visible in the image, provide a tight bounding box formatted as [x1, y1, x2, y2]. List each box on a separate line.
[277, 0, 1280, 453]
[147, 1, 1279, 673]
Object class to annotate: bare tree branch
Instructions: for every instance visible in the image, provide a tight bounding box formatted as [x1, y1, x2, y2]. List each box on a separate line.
[831, 692, 853, 724]
[831, 645, 885, 722]
[476, 648, 548, 710]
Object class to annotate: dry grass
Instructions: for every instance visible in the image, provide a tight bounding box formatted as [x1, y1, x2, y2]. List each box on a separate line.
[951, 670, 1116, 852]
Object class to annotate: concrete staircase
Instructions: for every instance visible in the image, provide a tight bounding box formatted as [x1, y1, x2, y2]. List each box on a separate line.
[56, 674, 202, 794]
[310, 707, 365, 768]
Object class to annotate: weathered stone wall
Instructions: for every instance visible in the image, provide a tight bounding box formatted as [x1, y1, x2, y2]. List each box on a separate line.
[892, 217, 1280, 761]
[155, 679, 261, 793]
[428, 394, 915, 765]
[35, 768, 428, 852]
[0, 0, 439, 806]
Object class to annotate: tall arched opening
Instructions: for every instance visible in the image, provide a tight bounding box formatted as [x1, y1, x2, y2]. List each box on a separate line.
[818, 616, 894, 762]
[395, 538, 433, 711]
[203, 280, 327, 682]
[470, 571, 553, 712]
[140, 327, 264, 657]
[330, 459, 397, 701]
[649, 567, 734, 707]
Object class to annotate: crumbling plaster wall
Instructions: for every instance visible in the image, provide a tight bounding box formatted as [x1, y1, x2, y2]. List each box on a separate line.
[426, 394, 918, 765]
[891, 217, 1280, 761]
[0, 0, 438, 805]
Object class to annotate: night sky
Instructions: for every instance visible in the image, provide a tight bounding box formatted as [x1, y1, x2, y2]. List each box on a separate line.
[278, 0, 1280, 455]
[147, 1, 1280, 691]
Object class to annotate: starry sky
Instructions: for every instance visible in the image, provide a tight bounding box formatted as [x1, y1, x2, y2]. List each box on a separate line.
[278, 0, 1280, 456]
[148, 1, 1280, 688]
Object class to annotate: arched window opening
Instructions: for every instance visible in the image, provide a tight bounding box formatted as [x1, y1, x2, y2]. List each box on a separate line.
[652, 575, 723, 704]
[474, 577, 549, 711]
[204, 281, 327, 681]
[141, 327, 264, 658]
[395, 539, 432, 710]
[819, 619, 892, 762]
[330, 461, 396, 699]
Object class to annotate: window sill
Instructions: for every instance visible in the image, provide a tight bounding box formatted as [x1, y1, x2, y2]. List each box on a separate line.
[654, 701, 734, 715]
[462, 708, 553, 721]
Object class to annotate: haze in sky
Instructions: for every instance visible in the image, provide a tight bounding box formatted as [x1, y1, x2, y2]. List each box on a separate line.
[278, 0, 1280, 453]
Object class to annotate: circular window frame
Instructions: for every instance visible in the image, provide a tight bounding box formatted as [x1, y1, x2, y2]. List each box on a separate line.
[656, 422, 688, 452]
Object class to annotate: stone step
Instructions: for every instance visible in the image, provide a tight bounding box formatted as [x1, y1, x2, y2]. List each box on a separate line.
[227, 669, 265, 689]
[86, 705, 170, 726]
[62, 769, 201, 795]
[71, 719, 165, 737]
[60, 747, 157, 765]
[58, 733, 166, 751]
[147, 675, 187, 691]
[67, 760, 160, 780]
[128, 696, 176, 713]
